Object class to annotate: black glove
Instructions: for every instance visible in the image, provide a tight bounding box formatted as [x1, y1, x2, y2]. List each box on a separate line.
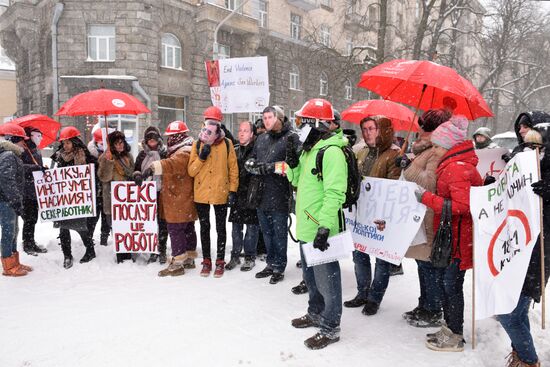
[133, 172, 144, 186]
[199, 144, 211, 161]
[483, 175, 496, 186]
[258, 162, 275, 175]
[395, 155, 411, 169]
[142, 167, 154, 180]
[227, 192, 237, 207]
[502, 153, 512, 163]
[532, 179, 550, 198]
[313, 227, 330, 252]
[286, 137, 300, 169]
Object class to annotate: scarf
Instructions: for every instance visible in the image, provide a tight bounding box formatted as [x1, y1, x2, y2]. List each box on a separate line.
[60, 148, 87, 165]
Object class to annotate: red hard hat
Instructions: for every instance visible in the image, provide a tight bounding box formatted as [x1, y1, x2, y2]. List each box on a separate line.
[58, 126, 81, 141]
[92, 128, 104, 143]
[296, 99, 334, 121]
[203, 106, 223, 122]
[164, 120, 189, 136]
[0, 123, 28, 139]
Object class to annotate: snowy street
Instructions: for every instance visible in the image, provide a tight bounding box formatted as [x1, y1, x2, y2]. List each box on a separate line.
[1, 217, 548, 367]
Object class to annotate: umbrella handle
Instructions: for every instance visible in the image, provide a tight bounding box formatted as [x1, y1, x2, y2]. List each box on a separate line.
[400, 84, 427, 156]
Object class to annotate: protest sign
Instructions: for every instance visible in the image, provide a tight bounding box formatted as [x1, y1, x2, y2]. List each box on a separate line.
[344, 177, 427, 265]
[205, 56, 270, 113]
[475, 147, 508, 178]
[111, 181, 158, 254]
[471, 150, 541, 320]
[302, 231, 355, 267]
[33, 164, 96, 221]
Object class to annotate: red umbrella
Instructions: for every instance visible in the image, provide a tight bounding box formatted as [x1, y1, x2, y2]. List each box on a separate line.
[357, 59, 493, 120]
[55, 88, 150, 117]
[342, 100, 419, 132]
[11, 114, 61, 149]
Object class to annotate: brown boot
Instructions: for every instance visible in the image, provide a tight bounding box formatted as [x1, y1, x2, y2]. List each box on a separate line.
[1, 255, 28, 277]
[158, 254, 187, 277]
[505, 351, 519, 367]
[13, 251, 33, 272]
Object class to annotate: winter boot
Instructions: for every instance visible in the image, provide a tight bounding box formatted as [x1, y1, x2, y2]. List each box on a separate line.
[407, 309, 443, 328]
[100, 233, 109, 247]
[225, 257, 241, 270]
[240, 257, 255, 271]
[344, 295, 368, 308]
[362, 300, 380, 316]
[1, 255, 28, 276]
[505, 351, 519, 367]
[183, 258, 196, 269]
[269, 272, 284, 284]
[304, 332, 340, 350]
[255, 265, 274, 279]
[291, 314, 318, 329]
[291, 280, 308, 295]
[80, 246, 96, 264]
[200, 258, 212, 277]
[390, 264, 404, 276]
[426, 324, 450, 339]
[158, 254, 186, 277]
[159, 252, 167, 265]
[23, 241, 47, 255]
[402, 305, 423, 320]
[63, 256, 73, 269]
[13, 252, 33, 272]
[147, 254, 159, 264]
[213, 259, 225, 278]
[425, 325, 464, 352]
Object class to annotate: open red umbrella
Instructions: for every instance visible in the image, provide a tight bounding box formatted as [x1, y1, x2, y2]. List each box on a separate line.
[11, 114, 61, 149]
[357, 59, 493, 120]
[55, 88, 150, 117]
[342, 100, 419, 132]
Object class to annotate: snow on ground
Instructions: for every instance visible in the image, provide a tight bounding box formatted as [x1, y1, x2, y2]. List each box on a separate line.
[1, 215, 548, 367]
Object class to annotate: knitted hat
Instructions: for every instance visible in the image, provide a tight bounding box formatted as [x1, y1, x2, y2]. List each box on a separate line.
[431, 115, 469, 149]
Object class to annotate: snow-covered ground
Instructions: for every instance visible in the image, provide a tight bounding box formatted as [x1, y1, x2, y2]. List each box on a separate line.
[1, 216, 548, 367]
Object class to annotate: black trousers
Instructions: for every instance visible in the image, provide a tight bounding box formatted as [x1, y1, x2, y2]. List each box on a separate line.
[59, 228, 92, 258]
[22, 199, 38, 244]
[195, 203, 227, 260]
[87, 197, 111, 243]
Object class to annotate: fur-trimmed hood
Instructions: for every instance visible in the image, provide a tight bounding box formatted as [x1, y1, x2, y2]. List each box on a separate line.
[0, 140, 23, 156]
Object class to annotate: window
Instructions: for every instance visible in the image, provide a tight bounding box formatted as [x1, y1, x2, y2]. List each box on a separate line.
[289, 64, 300, 90]
[320, 0, 331, 8]
[161, 33, 182, 69]
[319, 72, 328, 96]
[290, 13, 302, 40]
[224, 114, 234, 134]
[259, 0, 268, 28]
[415, 0, 422, 18]
[158, 95, 186, 133]
[218, 44, 231, 59]
[225, 0, 240, 11]
[288, 110, 296, 127]
[345, 79, 353, 100]
[369, 6, 379, 24]
[345, 39, 353, 56]
[88, 25, 115, 62]
[319, 24, 331, 47]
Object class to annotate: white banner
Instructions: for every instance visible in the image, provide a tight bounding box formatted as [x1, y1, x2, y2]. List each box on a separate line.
[475, 147, 508, 178]
[33, 164, 96, 222]
[302, 231, 355, 267]
[344, 177, 427, 265]
[205, 56, 270, 113]
[111, 181, 159, 254]
[471, 150, 541, 320]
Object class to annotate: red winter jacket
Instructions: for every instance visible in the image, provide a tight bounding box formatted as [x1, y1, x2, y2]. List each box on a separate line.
[421, 140, 483, 271]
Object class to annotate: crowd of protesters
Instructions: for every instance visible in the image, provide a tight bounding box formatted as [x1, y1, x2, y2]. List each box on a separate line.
[0, 103, 548, 363]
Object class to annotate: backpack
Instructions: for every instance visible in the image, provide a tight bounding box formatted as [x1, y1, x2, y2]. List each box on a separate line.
[313, 144, 361, 210]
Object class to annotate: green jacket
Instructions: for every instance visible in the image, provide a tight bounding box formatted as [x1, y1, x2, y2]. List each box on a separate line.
[287, 132, 347, 242]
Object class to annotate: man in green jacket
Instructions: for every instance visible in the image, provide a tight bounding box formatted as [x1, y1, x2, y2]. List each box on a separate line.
[284, 98, 347, 350]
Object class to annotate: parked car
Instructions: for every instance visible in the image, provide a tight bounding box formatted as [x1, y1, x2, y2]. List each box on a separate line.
[492, 131, 516, 152]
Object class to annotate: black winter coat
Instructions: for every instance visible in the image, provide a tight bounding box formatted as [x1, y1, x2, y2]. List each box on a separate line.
[522, 146, 550, 302]
[0, 141, 25, 214]
[251, 121, 298, 212]
[21, 140, 44, 200]
[229, 141, 258, 224]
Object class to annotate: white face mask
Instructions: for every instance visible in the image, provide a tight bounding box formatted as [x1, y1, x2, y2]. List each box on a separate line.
[97, 143, 105, 152]
[298, 124, 312, 143]
[30, 131, 42, 146]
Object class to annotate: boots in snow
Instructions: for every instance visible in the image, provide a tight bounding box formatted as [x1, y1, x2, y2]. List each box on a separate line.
[240, 257, 255, 271]
[159, 252, 167, 264]
[402, 305, 423, 320]
[13, 252, 33, 272]
[158, 254, 186, 277]
[362, 300, 380, 316]
[23, 241, 47, 255]
[255, 266, 274, 279]
[291, 280, 308, 295]
[225, 257, 241, 270]
[407, 309, 443, 328]
[183, 258, 196, 269]
[344, 295, 368, 308]
[304, 332, 340, 350]
[213, 259, 225, 278]
[291, 314, 318, 329]
[148, 254, 159, 264]
[80, 246, 96, 263]
[390, 264, 404, 276]
[100, 233, 109, 247]
[505, 351, 519, 367]
[1, 255, 28, 276]
[200, 258, 212, 277]
[269, 272, 284, 284]
[425, 325, 464, 352]
[63, 256, 73, 269]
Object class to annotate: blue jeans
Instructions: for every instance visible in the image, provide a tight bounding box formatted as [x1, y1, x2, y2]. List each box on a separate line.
[441, 259, 466, 335]
[417, 260, 445, 312]
[257, 210, 288, 273]
[351, 250, 391, 304]
[300, 244, 342, 338]
[0, 202, 18, 258]
[231, 223, 259, 259]
[497, 294, 538, 364]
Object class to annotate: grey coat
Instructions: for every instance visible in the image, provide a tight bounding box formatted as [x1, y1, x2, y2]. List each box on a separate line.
[0, 140, 25, 214]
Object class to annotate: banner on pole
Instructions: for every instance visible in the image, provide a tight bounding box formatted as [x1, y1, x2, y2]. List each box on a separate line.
[33, 164, 96, 222]
[205, 56, 270, 113]
[111, 181, 159, 254]
[475, 148, 508, 178]
[471, 150, 541, 320]
[344, 177, 427, 265]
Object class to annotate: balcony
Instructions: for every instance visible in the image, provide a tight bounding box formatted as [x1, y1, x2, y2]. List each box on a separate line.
[344, 12, 367, 32]
[286, 0, 318, 11]
[196, 2, 259, 35]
